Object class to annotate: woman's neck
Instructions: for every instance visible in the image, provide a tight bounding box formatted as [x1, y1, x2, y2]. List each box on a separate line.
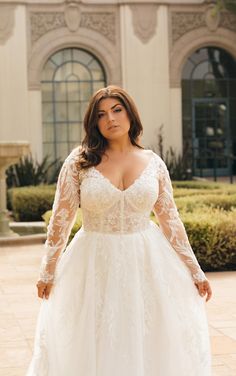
[106, 137, 135, 154]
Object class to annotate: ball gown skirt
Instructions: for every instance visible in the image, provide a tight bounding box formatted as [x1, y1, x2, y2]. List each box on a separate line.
[26, 221, 211, 376]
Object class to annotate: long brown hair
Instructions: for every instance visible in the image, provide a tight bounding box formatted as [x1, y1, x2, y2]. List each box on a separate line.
[78, 85, 144, 169]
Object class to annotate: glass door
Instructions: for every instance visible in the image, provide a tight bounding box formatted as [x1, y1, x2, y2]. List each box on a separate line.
[192, 99, 230, 177]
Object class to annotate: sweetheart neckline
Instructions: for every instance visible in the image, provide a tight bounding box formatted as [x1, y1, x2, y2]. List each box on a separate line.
[92, 152, 154, 193]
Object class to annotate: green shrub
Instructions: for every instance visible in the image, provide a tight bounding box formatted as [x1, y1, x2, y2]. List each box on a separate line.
[10, 185, 56, 221]
[182, 208, 236, 271]
[172, 181, 220, 189]
[175, 193, 236, 212]
[151, 208, 236, 272]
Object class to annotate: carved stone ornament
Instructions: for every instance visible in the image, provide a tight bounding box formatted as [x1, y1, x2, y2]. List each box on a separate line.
[130, 4, 158, 44]
[205, 5, 220, 32]
[80, 12, 116, 43]
[172, 12, 204, 43]
[30, 11, 116, 45]
[65, 4, 81, 32]
[172, 10, 236, 44]
[30, 13, 66, 44]
[221, 12, 236, 33]
[0, 5, 15, 45]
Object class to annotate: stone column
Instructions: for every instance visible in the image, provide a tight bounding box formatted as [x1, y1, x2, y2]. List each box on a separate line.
[0, 142, 30, 237]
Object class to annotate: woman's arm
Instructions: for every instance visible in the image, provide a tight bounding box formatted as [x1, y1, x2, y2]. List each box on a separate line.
[38, 149, 80, 287]
[153, 158, 206, 283]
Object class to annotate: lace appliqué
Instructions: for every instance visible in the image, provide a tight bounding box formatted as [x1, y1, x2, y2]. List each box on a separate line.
[153, 157, 206, 283]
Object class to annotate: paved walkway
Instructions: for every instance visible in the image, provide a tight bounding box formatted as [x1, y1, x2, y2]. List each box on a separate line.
[0, 244, 235, 376]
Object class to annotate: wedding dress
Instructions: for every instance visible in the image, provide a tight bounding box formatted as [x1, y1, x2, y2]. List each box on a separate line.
[26, 148, 211, 376]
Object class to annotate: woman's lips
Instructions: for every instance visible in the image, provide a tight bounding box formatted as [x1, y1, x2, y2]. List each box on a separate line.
[108, 125, 119, 130]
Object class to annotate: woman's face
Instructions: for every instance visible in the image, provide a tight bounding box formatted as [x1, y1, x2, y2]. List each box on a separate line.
[97, 97, 131, 141]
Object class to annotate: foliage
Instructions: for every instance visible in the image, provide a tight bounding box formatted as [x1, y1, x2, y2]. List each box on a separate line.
[151, 207, 236, 271]
[164, 146, 191, 181]
[175, 193, 236, 212]
[215, 0, 236, 14]
[40, 180, 236, 272]
[6, 154, 61, 188]
[10, 185, 55, 221]
[182, 208, 236, 271]
[151, 125, 192, 180]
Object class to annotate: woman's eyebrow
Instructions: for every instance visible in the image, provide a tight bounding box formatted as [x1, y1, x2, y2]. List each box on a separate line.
[98, 103, 122, 112]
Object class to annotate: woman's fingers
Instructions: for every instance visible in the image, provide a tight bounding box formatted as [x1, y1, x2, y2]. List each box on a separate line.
[37, 283, 46, 298]
[36, 281, 53, 299]
[205, 283, 212, 302]
[195, 280, 212, 302]
[45, 283, 53, 299]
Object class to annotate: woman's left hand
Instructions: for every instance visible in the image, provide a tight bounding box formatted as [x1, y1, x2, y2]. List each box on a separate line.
[194, 279, 212, 302]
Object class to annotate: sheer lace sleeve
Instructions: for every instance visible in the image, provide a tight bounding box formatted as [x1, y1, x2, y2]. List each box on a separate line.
[39, 149, 80, 283]
[153, 157, 207, 283]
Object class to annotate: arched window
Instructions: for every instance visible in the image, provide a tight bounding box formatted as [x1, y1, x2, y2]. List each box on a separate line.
[41, 48, 106, 161]
[182, 47, 236, 176]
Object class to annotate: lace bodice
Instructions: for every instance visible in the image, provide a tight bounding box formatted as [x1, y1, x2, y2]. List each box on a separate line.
[39, 148, 206, 284]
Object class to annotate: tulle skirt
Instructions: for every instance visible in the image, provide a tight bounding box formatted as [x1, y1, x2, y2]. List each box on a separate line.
[26, 221, 211, 376]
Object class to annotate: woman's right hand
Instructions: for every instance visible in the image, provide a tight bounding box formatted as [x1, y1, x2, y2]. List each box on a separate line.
[36, 280, 53, 299]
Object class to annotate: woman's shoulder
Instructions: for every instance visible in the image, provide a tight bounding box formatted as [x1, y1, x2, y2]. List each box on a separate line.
[64, 146, 82, 165]
[143, 149, 166, 165]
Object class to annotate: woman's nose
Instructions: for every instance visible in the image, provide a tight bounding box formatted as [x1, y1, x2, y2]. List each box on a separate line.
[107, 111, 115, 122]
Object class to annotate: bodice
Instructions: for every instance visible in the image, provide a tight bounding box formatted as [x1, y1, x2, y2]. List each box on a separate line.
[79, 155, 158, 233]
[39, 148, 207, 284]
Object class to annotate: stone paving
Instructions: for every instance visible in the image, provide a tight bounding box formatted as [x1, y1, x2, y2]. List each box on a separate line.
[0, 243, 235, 376]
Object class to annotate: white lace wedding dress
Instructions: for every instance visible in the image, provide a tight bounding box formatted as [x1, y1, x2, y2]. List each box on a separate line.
[27, 148, 211, 376]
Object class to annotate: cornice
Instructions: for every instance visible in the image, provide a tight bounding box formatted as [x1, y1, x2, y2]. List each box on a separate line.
[0, 0, 206, 4]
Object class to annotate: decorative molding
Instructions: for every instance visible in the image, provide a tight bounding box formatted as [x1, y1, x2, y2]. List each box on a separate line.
[172, 12, 204, 43]
[170, 28, 236, 88]
[171, 10, 236, 44]
[30, 10, 116, 45]
[130, 4, 158, 44]
[221, 12, 236, 33]
[65, 4, 81, 32]
[30, 12, 66, 44]
[0, 5, 15, 45]
[205, 5, 220, 32]
[28, 28, 122, 90]
[80, 12, 116, 43]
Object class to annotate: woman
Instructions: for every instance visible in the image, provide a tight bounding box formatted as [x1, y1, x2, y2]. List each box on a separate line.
[27, 85, 212, 376]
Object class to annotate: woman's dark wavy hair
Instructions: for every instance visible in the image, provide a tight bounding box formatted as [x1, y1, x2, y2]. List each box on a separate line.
[78, 85, 144, 169]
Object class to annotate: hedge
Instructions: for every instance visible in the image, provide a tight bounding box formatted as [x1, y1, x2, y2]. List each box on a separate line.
[8, 181, 236, 271]
[9, 185, 55, 221]
[175, 193, 236, 212]
[181, 208, 236, 271]
[8, 181, 236, 222]
[43, 207, 236, 272]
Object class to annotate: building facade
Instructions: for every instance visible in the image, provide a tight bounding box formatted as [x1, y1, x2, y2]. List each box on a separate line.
[0, 0, 236, 176]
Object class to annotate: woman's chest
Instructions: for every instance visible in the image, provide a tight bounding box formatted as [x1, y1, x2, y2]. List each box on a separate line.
[79, 167, 159, 214]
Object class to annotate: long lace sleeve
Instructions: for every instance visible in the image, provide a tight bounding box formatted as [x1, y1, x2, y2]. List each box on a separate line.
[153, 158, 207, 283]
[39, 149, 80, 283]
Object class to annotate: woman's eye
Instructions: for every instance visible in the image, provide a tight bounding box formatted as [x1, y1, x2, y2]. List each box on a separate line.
[114, 108, 122, 113]
[98, 113, 104, 118]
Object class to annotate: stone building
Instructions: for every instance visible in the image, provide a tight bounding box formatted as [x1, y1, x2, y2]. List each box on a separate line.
[0, 0, 235, 176]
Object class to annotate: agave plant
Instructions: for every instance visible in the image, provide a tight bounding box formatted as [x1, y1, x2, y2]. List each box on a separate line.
[6, 154, 61, 188]
[150, 125, 192, 181]
[164, 146, 191, 181]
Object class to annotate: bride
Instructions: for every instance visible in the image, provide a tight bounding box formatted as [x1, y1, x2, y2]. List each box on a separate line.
[27, 85, 212, 376]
